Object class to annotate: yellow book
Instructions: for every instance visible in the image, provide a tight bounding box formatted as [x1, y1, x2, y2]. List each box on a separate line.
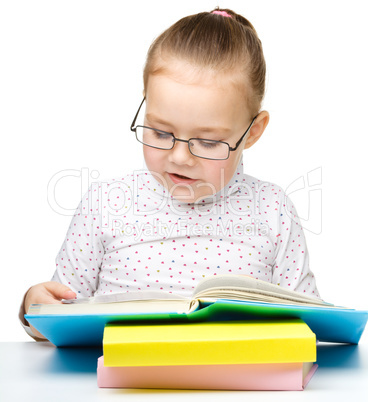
[103, 319, 316, 367]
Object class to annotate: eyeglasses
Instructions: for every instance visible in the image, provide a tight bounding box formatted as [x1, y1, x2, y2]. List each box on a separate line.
[130, 98, 257, 161]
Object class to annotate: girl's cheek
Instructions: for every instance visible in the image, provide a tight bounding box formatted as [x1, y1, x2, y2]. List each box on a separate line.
[207, 159, 239, 191]
[144, 147, 161, 167]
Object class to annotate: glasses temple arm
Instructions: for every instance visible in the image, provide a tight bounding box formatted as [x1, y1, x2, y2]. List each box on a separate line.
[229, 115, 258, 151]
[130, 97, 146, 131]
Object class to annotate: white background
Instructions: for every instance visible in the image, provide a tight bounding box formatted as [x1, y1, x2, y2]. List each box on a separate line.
[1, 0, 367, 342]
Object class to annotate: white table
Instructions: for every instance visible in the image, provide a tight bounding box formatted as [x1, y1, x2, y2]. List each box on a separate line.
[0, 341, 367, 402]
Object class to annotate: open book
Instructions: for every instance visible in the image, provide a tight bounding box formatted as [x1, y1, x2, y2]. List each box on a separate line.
[30, 274, 330, 315]
[25, 274, 368, 346]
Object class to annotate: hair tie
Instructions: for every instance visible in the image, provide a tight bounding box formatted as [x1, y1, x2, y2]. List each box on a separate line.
[211, 10, 233, 18]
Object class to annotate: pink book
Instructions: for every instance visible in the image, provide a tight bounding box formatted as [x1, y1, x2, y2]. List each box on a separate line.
[97, 356, 318, 391]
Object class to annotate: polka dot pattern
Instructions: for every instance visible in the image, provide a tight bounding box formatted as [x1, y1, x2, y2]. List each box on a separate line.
[52, 157, 320, 299]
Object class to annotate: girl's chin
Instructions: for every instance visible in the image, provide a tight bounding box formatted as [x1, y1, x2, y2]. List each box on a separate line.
[169, 186, 196, 202]
[168, 186, 216, 204]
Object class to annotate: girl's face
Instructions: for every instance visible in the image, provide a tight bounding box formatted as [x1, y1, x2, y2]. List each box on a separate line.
[143, 61, 267, 203]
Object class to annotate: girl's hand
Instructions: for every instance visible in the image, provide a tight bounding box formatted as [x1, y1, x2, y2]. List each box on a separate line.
[24, 281, 76, 339]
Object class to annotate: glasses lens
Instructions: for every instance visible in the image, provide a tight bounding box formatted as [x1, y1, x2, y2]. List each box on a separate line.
[135, 126, 229, 160]
[189, 139, 229, 160]
[135, 126, 174, 150]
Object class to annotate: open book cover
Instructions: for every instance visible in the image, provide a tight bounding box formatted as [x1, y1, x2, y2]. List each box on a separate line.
[25, 274, 368, 346]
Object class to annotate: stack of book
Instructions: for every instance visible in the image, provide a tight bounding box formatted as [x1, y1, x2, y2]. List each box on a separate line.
[24, 274, 368, 390]
[97, 319, 318, 391]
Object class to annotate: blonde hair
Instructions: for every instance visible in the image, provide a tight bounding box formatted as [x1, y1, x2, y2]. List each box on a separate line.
[143, 8, 266, 115]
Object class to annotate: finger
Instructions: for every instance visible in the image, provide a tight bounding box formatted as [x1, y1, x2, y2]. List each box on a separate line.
[44, 281, 77, 301]
[63, 290, 77, 300]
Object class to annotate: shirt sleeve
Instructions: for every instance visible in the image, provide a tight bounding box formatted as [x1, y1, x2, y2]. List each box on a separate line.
[51, 184, 104, 297]
[271, 191, 320, 299]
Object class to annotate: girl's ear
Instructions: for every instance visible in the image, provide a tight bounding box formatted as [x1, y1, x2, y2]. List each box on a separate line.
[244, 111, 269, 149]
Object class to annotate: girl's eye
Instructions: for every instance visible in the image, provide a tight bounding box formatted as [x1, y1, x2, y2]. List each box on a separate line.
[153, 131, 172, 139]
[198, 140, 220, 148]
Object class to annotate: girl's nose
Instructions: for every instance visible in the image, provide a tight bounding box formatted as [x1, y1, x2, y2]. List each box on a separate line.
[167, 139, 196, 166]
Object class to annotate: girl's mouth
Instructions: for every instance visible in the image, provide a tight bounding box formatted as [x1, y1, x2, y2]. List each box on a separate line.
[168, 173, 198, 184]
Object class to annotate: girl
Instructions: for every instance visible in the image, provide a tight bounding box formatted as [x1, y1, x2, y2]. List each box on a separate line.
[20, 8, 320, 339]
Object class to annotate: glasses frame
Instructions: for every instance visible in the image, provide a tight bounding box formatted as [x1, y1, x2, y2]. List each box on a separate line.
[130, 98, 258, 161]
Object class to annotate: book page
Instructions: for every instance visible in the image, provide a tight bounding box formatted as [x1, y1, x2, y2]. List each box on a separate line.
[28, 299, 194, 315]
[192, 275, 330, 306]
[62, 290, 188, 304]
[196, 289, 332, 307]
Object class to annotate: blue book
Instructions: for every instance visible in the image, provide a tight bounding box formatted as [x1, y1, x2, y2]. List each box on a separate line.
[25, 275, 368, 347]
